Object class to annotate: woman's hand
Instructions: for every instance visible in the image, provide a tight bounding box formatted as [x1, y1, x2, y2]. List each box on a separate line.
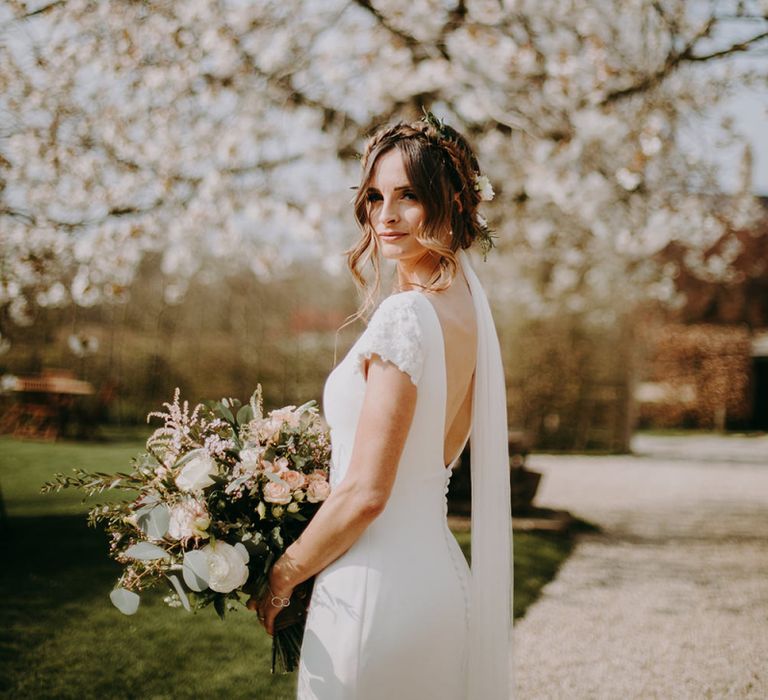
[247, 561, 295, 636]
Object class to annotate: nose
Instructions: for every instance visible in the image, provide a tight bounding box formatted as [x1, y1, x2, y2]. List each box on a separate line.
[379, 195, 399, 225]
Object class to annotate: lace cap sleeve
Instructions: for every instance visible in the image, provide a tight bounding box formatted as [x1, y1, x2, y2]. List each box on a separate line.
[353, 293, 425, 386]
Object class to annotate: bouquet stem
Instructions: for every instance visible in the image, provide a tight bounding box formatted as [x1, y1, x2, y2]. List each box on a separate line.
[271, 577, 315, 674]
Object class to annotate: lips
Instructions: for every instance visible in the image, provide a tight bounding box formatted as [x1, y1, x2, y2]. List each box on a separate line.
[378, 231, 407, 240]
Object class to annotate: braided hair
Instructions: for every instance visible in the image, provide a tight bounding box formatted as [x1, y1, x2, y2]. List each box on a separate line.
[346, 114, 491, 319]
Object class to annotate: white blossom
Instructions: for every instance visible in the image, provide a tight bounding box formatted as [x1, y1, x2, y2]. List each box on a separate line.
[0, 0, 763, 327]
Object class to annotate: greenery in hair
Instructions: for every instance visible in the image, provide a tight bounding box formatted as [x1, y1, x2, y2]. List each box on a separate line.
[420, 106, 447, 136]
[420, 107, 497, 259]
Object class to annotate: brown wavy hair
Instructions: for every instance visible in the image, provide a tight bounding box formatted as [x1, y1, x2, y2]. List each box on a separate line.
[345, 118, 486, 321]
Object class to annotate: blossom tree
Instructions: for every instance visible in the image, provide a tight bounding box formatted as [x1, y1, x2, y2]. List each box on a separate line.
[1, 0, 767, 347]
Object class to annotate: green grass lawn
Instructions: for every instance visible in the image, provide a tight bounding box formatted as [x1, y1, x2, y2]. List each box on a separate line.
[0, 437, 575, 700]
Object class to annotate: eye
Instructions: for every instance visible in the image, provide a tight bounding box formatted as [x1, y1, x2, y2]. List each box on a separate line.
[366, 191, 382, 202]
[402, 190, 418, 200]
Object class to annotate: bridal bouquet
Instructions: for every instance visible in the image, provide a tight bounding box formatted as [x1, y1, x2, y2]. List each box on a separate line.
[41, 387, 331, 673]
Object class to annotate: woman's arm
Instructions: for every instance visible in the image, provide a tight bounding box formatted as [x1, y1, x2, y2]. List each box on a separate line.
[252, 355, 417, 634]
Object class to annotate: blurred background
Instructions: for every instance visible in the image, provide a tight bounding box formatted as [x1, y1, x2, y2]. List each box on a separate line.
[1, 2, 767, 698]
[2, 0, 767, 448]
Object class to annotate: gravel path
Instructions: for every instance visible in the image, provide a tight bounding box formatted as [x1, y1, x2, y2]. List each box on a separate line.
[513, 434, 768, 699]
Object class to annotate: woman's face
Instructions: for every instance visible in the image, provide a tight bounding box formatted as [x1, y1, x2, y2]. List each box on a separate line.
[365, 148, 430, 264]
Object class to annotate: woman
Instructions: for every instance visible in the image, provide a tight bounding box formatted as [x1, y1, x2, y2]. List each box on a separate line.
[253, 115, 512, 699]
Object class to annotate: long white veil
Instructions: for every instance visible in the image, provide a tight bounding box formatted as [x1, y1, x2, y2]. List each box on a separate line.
[458, 249, 513, 699]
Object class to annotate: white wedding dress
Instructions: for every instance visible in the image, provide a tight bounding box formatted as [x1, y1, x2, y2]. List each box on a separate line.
[296, 250, 512, 700]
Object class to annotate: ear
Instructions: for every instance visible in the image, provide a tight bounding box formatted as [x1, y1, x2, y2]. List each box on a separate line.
[454, 193, 463, 213]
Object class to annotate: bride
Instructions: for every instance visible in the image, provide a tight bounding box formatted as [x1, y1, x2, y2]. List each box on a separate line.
[252, 114, 513, 699]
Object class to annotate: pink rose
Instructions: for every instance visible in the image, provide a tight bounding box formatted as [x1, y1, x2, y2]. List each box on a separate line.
[282, 470, 306, 491]
[306, 479, 330, 503]
[263, 480, 292, 505]
[307, 469, 328, 484]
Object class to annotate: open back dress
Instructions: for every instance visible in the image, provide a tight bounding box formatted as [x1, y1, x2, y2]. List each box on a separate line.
[298, 251, 511, 700]
[296, 250, 512, 700]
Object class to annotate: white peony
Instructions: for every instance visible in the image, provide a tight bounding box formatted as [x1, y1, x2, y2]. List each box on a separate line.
[168, 498, 210, 542]
[202, 541, 249, 593]
[175, 450, 218, 492]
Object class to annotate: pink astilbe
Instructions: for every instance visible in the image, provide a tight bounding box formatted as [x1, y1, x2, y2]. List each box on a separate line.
[146, 388, 220, 465]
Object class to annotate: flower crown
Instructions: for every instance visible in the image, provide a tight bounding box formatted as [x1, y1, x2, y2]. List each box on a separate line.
[420, 108, 496, 258]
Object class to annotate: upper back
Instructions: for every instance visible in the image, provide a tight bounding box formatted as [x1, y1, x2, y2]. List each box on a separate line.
[423, 269, 477, 467]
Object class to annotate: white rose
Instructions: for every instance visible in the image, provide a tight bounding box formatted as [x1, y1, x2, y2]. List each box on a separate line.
[168, 498, 210, 542]
[202, 541, 249, 593]
[175, 451, 218, 492]
[238, 447, 264, 473]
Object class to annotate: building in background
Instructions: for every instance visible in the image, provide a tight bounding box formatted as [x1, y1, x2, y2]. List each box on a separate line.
[637, 197, 768, 431]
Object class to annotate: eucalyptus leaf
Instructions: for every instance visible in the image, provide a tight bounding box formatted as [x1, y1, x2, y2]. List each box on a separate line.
[228, 474, 251, 491]
[124, 542, 170, 561]
[137, 503, 170, 539]
[173, 447, 208, 469]
[183, 550, 210, 592]
[263, 471, 287, 486]
[216, 403, 235, 424]
[295, 399, 316, 414]
[236, 404, 253, 425]
[167, 574, 191, 612]
[110, 587, 140, 615]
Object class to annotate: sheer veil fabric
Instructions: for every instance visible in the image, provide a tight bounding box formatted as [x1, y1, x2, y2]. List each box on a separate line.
[458, 249, 513, 699]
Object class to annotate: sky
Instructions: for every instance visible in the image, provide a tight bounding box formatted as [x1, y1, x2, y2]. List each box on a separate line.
[707, 81, 768, 196]
[696, 17, 768, 196]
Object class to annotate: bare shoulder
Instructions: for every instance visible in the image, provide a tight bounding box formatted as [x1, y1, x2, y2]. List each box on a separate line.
[425, 270, 477, 350]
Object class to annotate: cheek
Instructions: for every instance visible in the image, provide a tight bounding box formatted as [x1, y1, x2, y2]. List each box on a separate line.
[407, 205, 426, 228]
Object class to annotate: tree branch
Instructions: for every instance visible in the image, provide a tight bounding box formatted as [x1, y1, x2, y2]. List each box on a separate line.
[598, 19, 768, 103]
[20, 0, 65, 19]
[686, 30, 768, 62]
[351, 0, 431, 58]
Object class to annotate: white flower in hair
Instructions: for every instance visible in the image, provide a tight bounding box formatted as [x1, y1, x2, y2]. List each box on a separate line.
[474, 174, 495, 201]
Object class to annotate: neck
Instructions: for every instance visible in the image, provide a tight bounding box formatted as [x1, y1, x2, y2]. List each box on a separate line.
[396, 252, 441, 291]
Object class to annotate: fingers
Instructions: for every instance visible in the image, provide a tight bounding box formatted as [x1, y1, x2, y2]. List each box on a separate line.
[246, 595, 270, 633]
[265, 603, 278, 636]
[247, 590, 292, 636]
